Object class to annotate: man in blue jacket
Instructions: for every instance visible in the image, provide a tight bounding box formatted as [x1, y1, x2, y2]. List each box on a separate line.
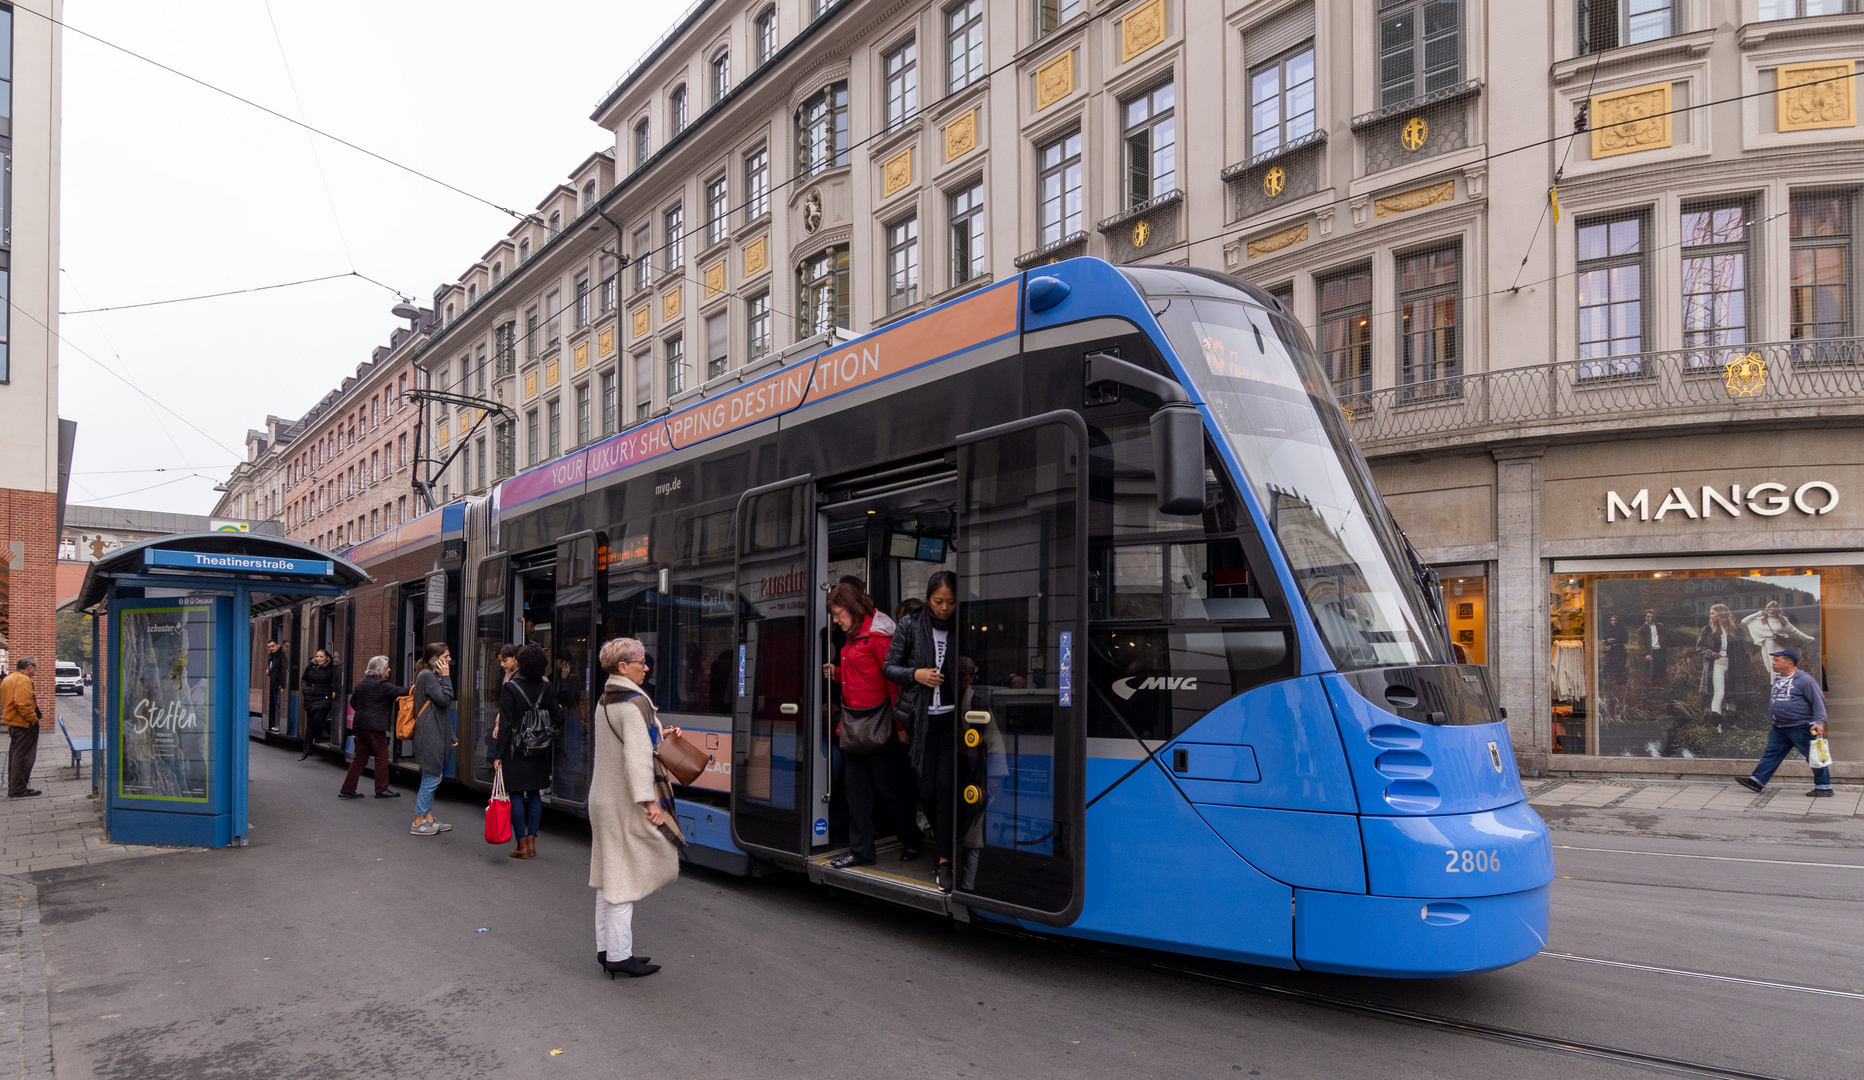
[1737, 650, 1833, 797]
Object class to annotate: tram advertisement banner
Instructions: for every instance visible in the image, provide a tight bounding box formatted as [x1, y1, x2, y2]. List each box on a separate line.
[115, 600, 214, 802]
[1591, 574, 1821, 759]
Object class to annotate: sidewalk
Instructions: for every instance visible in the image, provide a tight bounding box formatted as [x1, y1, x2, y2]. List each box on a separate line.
[1525, 776, 1862, 817]
[0, 737, 171, 1080]
[0, 741, 165, 874]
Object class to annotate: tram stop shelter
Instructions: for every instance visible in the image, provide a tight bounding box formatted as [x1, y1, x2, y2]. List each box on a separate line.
[74, 534, 370, 848]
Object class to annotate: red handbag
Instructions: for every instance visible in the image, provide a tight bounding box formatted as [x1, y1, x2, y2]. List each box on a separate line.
[484, 771, 512, 845]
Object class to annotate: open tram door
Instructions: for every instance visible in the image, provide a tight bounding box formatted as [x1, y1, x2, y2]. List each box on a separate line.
[730, 476, 816, 860]
[951, 412, 1087, 926]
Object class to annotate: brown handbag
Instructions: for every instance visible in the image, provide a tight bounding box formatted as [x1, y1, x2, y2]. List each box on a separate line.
[655, 732, 709, 787]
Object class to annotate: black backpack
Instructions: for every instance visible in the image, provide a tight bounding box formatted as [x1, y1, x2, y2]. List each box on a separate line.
[511, 681, 555, 756]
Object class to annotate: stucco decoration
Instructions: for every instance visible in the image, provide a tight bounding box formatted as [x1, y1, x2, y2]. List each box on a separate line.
[1036, 51, 1074, 110]
[1373, 180, 1455, 218]
[1121, 0, 1167, 63]
[1590, 81, 1672, 159]
[1777, 60, 1856, 133]
[945, 108, 979, 162]
[1247, 223, 1308, 259]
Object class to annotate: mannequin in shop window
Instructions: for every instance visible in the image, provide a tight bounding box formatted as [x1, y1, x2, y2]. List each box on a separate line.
[1636, 609, 1667, 691]
[1695, 605, 1754, 717]
[1599, 615, 1627, 685]
[1741, 602, 1815, 682]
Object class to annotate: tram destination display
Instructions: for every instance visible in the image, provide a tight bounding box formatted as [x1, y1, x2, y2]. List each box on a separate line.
[116, 601, 214, 801]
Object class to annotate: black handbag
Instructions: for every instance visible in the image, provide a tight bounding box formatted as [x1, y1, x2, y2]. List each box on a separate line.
[838, 703, 893, 755]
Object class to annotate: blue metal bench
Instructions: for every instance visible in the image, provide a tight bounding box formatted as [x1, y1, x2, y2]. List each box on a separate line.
[58, 719, 94, 781]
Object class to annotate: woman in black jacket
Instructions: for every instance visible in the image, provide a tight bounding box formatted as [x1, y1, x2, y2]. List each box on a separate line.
[495, 644, 561, 859]
[299, 650, 338, 760]
[340, 656, 403, 799]
[884, 571, 959, 891]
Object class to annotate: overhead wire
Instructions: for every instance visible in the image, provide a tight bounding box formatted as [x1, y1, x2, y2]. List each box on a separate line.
[262, 0, 357, 275]
[60, 271, 387, 314]
[12, 298, 244, 457]
[14, 4, 528, 221]
[1506, 48, 1607, 294]
[58, 270, 197, 466]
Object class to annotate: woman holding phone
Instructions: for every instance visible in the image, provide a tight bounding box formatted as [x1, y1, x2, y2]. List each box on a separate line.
[409, 642, 457, 836]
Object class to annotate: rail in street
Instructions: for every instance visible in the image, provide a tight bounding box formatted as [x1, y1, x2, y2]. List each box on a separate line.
[0, 734, 1850, 1080]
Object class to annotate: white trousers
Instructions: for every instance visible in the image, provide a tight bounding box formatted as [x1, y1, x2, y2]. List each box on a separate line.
[1709, 656, 1729, 714]
[595, 889, 634, 959]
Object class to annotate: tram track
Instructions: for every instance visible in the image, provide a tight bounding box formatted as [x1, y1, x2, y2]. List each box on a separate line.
[979, 926, 1800, 1080]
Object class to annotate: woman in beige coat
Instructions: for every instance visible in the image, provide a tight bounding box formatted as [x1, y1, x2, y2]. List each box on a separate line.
[590, 637, 682, 979]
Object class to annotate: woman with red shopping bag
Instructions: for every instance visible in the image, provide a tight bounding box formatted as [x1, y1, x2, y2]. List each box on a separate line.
[485, 771, 512, 844]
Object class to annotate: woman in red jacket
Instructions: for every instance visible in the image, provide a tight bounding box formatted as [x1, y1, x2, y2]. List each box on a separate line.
[821, 583, 924, 868]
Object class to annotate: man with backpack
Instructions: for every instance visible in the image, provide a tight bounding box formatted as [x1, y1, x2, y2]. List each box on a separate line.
[494, 644, 562, 859]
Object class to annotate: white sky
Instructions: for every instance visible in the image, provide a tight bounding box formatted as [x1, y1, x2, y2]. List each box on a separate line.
[57, 0, 663, 515]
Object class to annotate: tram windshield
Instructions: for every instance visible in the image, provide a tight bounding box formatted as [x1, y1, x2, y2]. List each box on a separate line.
[1131, 269, 1447, 671]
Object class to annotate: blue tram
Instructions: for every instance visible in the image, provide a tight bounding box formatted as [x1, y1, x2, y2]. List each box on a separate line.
[266, 258, 1552, 978]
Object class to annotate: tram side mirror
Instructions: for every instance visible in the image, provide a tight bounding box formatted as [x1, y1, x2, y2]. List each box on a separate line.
[1151, 404, 1206, 516]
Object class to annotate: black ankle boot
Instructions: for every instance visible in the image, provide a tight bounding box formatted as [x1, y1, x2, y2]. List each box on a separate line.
[604, 956, 660, 978]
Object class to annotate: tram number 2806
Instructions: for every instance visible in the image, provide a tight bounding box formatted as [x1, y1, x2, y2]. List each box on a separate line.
[1444, 849, 1502, 873]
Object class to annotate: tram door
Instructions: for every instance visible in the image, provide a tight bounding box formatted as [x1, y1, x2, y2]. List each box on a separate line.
[731, 477, 815, 856]
[471, 555, 508, 783]
[552, 534, 597, 805]
[423, 571, 455, 777]
[951, 413, 1087, 925]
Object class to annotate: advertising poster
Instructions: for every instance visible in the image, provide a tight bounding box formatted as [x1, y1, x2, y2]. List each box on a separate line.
[116, 602, 214, 801]
[1593, 575, 1821, 758]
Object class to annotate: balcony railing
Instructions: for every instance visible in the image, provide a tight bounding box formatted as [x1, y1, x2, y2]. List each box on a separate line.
[1345, 338, 1864, 452]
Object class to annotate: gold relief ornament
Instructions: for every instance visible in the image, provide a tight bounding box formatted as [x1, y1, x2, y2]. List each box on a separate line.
[1132, 220, 1151, 248]
[1590, 82, 1672, 158]
[944, 109, 979, 162]
[1121, 0, 1167, 63]
[1723, 352, 1766, 397]
[1036, 51, 1074, 110]
[1263, 166, 1286, 197]
[1777, 60, 1856, 133]
[1400, 117, 1429, 151]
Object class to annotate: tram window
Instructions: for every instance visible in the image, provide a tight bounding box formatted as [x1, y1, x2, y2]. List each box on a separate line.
[1088, 626, 1293, 741]
[1093, 540, 1267, 623]
[663, 571, 737, 716]
[1088, 415, 1239, 539]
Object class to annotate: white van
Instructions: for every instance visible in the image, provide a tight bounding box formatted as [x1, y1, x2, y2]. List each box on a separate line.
[54, 662, 84, 695]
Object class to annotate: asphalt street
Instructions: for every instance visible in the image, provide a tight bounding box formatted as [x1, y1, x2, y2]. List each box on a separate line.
[29, 740, 1862, 1080]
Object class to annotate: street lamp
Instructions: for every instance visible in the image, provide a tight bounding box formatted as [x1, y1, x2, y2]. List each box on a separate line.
[391, 300, 421, 329]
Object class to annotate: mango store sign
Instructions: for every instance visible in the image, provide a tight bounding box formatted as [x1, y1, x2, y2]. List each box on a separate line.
[1607, 481, 1840, 522]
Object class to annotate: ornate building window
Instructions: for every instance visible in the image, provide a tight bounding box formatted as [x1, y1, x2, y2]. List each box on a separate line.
[799, 246, 851, 337]
[1318, 266, 1373, 398]
[1397, 244, 1460, 393]
[798, 82, 850, 176]
[1790, 191, 1851, 341]
[1037, 130, 1083, 246]
[947, 1, 984, 93]
[1576, 213, 1648, 376]
[1122, 81, 1176, 208]
[1681, 202, 1751, 364]
[1250, 46, 1315, 157]
[1378, 0, 1459, 107]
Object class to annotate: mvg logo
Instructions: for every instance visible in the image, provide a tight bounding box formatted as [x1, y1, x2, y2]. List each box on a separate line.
[1111, 676, 1197, 700]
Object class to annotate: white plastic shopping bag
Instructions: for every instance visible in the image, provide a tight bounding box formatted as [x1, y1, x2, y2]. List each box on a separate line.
[1807, 737, 1833, 771]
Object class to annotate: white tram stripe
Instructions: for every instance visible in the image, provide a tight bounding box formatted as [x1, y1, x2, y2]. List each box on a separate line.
[1538, 952, 1864, 1000]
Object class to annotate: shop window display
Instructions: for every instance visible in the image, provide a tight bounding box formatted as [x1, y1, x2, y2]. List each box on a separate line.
[1551, 567, 1860, 761]
[1441, 575, 1486, 664]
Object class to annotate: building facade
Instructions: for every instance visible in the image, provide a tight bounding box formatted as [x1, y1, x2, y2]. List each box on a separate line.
[0, 2, 64, 722]
[395, 0, 1862, 776]
[212, 312, 432, 554]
